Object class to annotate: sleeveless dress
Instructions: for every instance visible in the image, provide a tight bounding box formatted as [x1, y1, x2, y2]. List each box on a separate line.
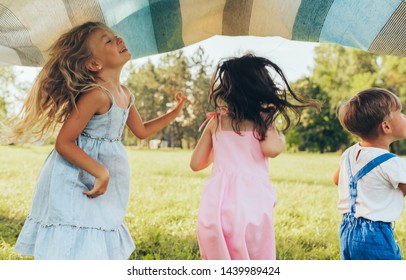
[14, 94, 135, 259]
[197, 114, 277, 260]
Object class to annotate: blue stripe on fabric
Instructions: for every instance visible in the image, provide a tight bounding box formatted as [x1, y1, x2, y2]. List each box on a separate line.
[99, 0, 158, 59]
[292, 0, 335, 41]
[319, 0, 402, 49]
[149, 0, 184, 53]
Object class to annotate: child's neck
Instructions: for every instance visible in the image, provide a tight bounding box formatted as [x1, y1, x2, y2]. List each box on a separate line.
[359, 138, 391, 151]
[98, 68, 122, 89]
[100, 79, 121, 92]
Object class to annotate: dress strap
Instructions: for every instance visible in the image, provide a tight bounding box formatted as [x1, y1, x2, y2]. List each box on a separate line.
[97, 85, 114, 101]
[198, 112, 217, 132]
[100, 85, 134, 109]
[346, 152, 396, 214]
[74, 86, 133, 108]
[128, 94, 135, 108]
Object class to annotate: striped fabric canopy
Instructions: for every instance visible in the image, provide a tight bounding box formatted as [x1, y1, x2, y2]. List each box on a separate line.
[0, 0, 405, 66]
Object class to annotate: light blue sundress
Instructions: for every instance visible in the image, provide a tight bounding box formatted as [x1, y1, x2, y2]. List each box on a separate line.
[14, 92, 135, 259]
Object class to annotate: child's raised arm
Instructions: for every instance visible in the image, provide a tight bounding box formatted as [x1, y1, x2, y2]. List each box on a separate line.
[126, 91, 186, 139]
[190, 119, 214, 171]
[260, 123, 285, 158]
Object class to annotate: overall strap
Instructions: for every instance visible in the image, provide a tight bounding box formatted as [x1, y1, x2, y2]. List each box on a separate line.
[346, 152, 396, 214]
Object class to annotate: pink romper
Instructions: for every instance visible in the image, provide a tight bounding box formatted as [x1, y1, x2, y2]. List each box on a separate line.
[197, 115, 277, 259]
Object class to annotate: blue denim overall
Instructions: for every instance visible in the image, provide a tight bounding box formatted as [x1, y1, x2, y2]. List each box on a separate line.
[339, 152, 402, 260]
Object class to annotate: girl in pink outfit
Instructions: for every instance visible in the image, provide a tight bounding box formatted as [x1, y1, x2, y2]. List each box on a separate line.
[190, 54, 320, 260]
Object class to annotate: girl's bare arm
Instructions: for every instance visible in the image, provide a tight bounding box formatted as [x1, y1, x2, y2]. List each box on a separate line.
[190, 120, 214, 171]
[55, 89, 110, 198]
[126, 92, 186, 139]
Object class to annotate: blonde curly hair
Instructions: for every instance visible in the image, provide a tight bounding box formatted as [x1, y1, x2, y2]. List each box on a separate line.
[9, 21, 111, 142]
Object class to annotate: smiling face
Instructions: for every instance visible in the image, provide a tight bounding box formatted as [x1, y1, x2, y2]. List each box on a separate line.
[86, 27, 131, 71]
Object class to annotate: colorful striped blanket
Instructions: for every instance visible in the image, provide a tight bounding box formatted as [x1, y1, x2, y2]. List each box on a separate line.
[0, 0, 404, 66]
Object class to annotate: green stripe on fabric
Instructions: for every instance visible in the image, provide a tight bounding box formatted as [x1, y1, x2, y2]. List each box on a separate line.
[292, 0, 335, 41]
[223, 0, 254, 36]
[149, 0, 184, 53]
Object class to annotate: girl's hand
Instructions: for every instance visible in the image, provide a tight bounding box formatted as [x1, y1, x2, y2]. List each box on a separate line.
[172, 92, 187, 115]
[83, 169, 110, 198]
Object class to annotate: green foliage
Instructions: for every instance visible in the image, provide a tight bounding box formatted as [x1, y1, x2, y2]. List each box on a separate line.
[2, 146, 406, 260]
[312, 45, 380, 107]
[182, 46, 214, 148]
[287, 78, 350, 152]
[124, 47, 212, 148]
[0, 67, 15, 121]
[380, 55, 406, 101]
[0, 98, 6, 121]
[0, 66, 32, 119]
[294, 45, 406, 153]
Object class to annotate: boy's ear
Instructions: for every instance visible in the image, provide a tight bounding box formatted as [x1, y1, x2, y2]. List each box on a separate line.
[86, 59, 102, 72]
[380, 121, 392, 135]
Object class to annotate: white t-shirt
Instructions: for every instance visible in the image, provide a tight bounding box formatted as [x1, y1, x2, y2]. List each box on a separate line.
[338, 143, 406, 222]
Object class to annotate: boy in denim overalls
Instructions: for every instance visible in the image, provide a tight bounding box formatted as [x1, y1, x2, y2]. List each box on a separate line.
[333, 88, 406, 260]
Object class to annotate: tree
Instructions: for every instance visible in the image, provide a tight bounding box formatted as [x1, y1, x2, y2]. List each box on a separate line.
[379, 55, 406, 154]
[379, 55, 406, 103]
[312, 45, 379, 109]
[286, 78, 350, 152]
[309, 45, 406, 154]
[125, 50, 194, 148]
[125, 60, 162, 146]
[0, 66, 32, 122]
[154, 50, 192, 148]
[0, 97, 6, 121]
[0, 66, 16, 120]
[183, 46, 213, 148]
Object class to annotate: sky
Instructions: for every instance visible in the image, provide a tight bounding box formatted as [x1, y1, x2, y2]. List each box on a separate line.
[15, 35, 319, 84]
[131, 35, 319, 82]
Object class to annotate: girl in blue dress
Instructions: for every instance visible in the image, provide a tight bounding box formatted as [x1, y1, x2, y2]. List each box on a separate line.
[11, 21, 186, 259]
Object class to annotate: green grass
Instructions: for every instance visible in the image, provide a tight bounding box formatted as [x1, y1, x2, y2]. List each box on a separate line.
[1, 145, 405, 260]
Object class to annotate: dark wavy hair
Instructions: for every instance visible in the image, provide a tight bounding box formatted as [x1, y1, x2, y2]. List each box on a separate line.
[208, 53, 321, 140]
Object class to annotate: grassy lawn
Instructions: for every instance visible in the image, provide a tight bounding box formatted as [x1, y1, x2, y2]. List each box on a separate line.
[1, 145, 405, 260]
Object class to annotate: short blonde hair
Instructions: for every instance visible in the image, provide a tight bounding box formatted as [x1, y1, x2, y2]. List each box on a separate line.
[338, 88, 401, 139]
